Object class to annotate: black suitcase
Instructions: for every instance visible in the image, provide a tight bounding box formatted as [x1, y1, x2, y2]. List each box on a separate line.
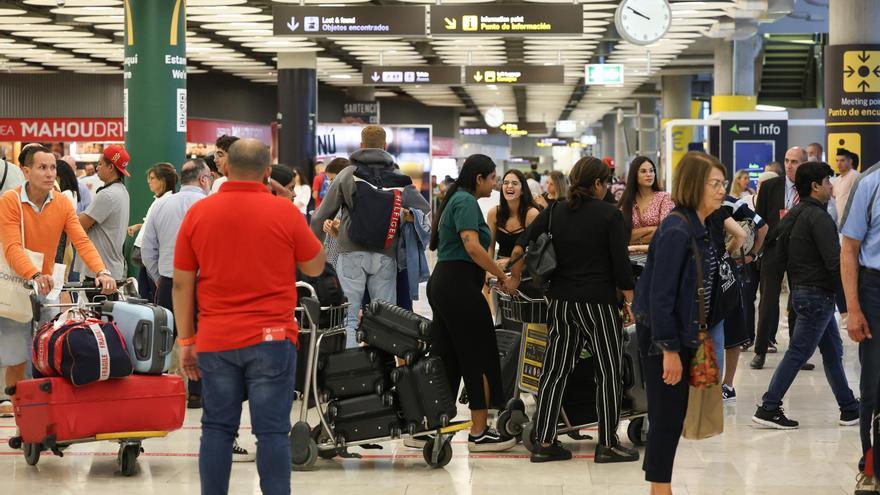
[622, 325, 648, 413]
[295, 330, 346, 398]
[357, 301, 431, 361]
[317, 347, 394, 400]
[560, 353, 599, 426]
[392, 356, 457, 434]
[329, 394, 402, 443]
[495, 328, 521, 402]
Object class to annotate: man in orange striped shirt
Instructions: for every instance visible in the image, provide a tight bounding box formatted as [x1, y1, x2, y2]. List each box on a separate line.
[0, 144, 116, 402]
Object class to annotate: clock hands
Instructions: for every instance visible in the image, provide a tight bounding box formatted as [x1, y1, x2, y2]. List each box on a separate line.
[627, 6, 651, 20]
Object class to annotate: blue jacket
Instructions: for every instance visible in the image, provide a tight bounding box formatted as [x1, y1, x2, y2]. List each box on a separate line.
[397, 208, 431, 300]
[633, 207, 715, 354]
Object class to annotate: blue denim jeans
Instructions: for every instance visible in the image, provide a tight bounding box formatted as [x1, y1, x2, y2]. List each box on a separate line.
[337, 251, 397, 348]
[858, 271, 880, 465]
[761, 288, 859, 412]
[197, 341, 297, 495]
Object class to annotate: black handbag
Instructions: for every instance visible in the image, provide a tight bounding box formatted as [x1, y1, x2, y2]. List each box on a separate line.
[525, 201, 557, 288]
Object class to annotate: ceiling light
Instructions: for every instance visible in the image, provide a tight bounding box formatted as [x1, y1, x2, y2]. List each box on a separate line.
[756, 104, 786, 112]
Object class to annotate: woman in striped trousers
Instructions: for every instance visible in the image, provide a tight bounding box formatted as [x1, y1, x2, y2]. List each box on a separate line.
[511, 156, 637, 463]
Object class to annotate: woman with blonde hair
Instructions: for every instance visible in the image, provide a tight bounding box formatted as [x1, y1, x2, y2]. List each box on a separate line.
[730, 169, 756, 199]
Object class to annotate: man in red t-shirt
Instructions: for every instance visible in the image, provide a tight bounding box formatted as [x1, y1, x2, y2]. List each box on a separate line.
[173, 138, 325, 495]
[311, 160, 326, 209]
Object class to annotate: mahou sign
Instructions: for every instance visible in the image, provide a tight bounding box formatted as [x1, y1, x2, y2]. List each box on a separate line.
[0, 118, 125, 141]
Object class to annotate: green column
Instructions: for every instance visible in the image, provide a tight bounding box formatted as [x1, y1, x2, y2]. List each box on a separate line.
[123, 0, 186, 226]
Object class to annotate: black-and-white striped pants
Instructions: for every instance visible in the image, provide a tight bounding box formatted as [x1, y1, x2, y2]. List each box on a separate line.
[534, 299, 624, 447]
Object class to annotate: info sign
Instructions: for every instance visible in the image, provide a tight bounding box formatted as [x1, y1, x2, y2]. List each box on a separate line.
[431, 4, 583, 36]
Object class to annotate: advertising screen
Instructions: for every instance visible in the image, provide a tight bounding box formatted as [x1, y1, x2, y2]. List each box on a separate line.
[315, 124, 432, 197]
[733, 140, 775, 190]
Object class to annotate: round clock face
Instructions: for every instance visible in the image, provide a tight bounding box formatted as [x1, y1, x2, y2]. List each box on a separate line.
[615, 0, 672, 46]
[484, 106, 505, 128]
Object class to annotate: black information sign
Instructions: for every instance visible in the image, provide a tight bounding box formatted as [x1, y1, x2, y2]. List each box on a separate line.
[825, 44, 880, 171]
[465, 65, 564, 85]
[362, 65, 461, 85]
[431, 4, 583, 36]
[719, 119, 788, 187]
[273, 6, 427, 37]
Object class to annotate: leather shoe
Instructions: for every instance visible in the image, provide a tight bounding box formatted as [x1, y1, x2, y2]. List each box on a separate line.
[801, 362, 815, 371]
[750, 353, 766, 369]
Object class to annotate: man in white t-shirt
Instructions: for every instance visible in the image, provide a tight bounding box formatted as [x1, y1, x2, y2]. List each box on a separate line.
[209, 134, 239, 195]
[0, 158, 24, 195]
[79, 163, 104, 201]
[832, 148, 861, 225]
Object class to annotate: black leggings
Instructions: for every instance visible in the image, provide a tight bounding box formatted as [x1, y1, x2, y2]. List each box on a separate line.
[427, 260, 504, 411]
[643, 346, 695, 483]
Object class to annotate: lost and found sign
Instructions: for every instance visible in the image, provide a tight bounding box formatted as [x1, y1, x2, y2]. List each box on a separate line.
[273, 6, 427, 37]
[431, 4, 583, 36]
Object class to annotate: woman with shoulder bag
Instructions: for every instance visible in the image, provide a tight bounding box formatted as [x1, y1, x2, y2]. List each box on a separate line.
[632, 151, 726, 494]
[509, 156, 637, 463]
[427, 154, 518, 452]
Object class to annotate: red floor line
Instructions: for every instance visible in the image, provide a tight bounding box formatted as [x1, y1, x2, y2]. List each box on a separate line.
[0, 451, 596, 460]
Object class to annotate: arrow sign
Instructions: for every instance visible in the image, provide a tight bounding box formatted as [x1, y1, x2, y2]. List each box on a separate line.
[473, 71, 483, 82]
[874, 66, 880, 77]
[860, 51, 871, 63]
[444, 17, 457, 30]
[371, 72, 380, 82]
[845, 66, 855, 77]
[729, 124, 739, 134]
[287, 16, 300, 31]
[859, 80, 870, 92]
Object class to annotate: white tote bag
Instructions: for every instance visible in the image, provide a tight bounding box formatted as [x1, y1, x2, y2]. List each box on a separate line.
[0, 198, 43, 322]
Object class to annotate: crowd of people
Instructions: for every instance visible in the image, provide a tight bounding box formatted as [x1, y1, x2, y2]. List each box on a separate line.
[0, 131, 879, 495]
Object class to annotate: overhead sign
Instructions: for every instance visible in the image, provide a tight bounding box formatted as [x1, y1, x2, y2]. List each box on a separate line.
[0, 118, 124, 141]
[555, 120, 576, 133]
[500, 122, 549, 137]
[719, 119, 788, 188]
[431, 4, 583, 36]
[273, 6, 427, 37]
[465, 65, 564, 85]
[825, 44, 880, 171]
[362, 65, 461, 85]
[585, 64, 624, 85]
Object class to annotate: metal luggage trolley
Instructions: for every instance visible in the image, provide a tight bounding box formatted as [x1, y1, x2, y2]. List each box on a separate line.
[6, 278, 173, 477]
[492, 286, 648, 452]
[290, 282, 471, 471]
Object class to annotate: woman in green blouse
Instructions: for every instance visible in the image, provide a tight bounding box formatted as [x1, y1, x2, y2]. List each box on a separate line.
[428, 154, 518, 452]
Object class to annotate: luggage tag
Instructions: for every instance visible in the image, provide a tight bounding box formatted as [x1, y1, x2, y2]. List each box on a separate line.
[262, 327, 287, 342]
[46, 263, 66, 301]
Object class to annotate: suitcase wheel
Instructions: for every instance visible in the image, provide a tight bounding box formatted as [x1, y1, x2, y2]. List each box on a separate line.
[422, 437, 452, 468]
[3, 385, 15, 396]
[375, 380, 386, 396]
[389, 368, 401, 384]
[521, 422, 538, 454]
[627, 417, 647, 447]
[23, 443, 41, 466]
[8, 436, 22, 450]
[403, 351, 417, 365]
[118, 444, 141, 477]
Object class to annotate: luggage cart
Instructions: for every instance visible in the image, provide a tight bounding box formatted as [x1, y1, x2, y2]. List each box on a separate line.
[6, 278, 178, 477]
[492, 287, 648, 452]
[290, 282, 472, 471]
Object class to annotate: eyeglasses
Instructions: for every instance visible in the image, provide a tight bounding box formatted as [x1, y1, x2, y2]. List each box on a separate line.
[707, 179, 729, 191]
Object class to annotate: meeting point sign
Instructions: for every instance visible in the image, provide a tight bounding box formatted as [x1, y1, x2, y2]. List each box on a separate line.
[0, 118, 124, 142]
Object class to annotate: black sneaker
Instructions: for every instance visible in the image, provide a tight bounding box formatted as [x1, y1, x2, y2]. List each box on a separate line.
[750, 353, 766, 369]
[232, 440, 256, 462]
[722, 384, 736, 403]
[840, 408, 860, 426]
[752, 406, 799, 429]
[530, 441, 572, 463]
[467, 428, 516, 452]
[594, 443, 639, 463]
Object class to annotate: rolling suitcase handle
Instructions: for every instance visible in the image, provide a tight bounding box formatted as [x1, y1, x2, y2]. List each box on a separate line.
[159, 325, 174, 357]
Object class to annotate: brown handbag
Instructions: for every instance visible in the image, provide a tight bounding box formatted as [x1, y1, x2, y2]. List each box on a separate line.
[669, 212, 723, 440]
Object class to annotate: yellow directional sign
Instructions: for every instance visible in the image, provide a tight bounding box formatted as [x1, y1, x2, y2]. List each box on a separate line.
[828, 132, 861, 172]
[473, 71, 483, 82]
[443, 17, 456, 30]
[485, 70, 496, 83]
[843, 50, 880, 93]
[462, 15, 478, 31]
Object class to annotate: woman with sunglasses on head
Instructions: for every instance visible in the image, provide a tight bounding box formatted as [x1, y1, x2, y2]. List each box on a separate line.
[618, 156, 675, 248]
[509, 156, 637, 464]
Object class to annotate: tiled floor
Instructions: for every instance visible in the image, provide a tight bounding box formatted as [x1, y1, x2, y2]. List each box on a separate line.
[0, 292, 865, 494]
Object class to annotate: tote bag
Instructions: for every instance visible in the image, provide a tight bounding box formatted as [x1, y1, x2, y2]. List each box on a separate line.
[0, 197, 43, 322]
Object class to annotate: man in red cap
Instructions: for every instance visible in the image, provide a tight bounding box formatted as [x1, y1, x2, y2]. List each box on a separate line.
[76, 144, 131, 283]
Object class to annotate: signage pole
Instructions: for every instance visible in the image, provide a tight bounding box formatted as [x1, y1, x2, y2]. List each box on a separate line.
[123, 0, 187, 273]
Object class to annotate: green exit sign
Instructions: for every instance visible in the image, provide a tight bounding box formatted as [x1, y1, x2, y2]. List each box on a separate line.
[585, 64, 624, 85]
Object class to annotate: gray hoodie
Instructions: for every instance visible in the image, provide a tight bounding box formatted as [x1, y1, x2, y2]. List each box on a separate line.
[310, 148, 430, 258]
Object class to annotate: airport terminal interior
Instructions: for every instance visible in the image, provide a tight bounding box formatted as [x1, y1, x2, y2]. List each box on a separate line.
[1, 0, 879, 494]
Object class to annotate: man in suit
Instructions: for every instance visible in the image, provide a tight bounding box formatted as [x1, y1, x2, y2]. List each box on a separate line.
[751, 146, 809, 369]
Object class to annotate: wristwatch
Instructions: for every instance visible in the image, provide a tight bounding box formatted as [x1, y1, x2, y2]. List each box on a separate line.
[96, 269, 111, 278]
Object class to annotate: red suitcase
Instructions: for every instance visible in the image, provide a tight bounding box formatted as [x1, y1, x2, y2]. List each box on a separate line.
[12, 375, 186, 445]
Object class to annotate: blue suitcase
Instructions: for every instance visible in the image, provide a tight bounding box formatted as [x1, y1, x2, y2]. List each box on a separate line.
[101, 300, 174, 375]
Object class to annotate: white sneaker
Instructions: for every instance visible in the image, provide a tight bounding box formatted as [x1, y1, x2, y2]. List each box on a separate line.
[232, 440, 255, 462]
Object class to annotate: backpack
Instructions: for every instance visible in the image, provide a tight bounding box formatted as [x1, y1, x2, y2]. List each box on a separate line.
[347, 167, 412, 250]
[297, 262, 347, 328]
